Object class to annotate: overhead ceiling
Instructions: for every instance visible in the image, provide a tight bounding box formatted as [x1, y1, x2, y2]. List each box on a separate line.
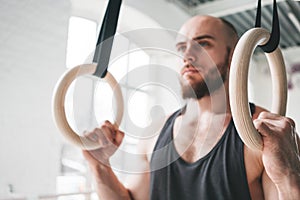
[169, 0, 300, 51]
[171, 0, 217, 8]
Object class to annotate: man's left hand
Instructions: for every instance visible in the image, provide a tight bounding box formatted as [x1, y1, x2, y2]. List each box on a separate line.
[254, 112, 300, 187]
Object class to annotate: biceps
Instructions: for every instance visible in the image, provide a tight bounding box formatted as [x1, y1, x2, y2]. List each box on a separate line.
[124, 172, 150, 200]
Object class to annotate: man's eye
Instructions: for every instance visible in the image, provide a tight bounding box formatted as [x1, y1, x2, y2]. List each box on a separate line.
[198, 41, 209, 47]
[177, 46, 186, 52]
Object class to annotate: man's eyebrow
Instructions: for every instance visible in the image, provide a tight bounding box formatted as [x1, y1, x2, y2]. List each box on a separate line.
[176, 35, 215, 47]
[193, 35, 215, 41]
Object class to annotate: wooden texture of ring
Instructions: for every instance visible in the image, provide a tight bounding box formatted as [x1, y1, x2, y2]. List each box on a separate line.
[52, 63, 124, 150]
[229, 28, 287, 151]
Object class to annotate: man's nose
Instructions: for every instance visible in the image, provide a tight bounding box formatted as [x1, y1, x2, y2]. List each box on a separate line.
[183, 44, 197, 64]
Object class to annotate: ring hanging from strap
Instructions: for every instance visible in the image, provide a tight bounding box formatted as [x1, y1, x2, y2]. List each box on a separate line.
[52, 63, 124, 150]
[229, 28, 287, 151]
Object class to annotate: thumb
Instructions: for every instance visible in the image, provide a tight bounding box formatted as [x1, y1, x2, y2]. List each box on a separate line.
[114, 130, 125, 147]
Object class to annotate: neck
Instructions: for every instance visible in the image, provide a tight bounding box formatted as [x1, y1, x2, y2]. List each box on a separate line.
[185, 80, 231, 117]
[174, 81, 233, 161]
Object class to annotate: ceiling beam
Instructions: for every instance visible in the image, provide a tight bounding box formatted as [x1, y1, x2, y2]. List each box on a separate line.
[286, 0, 300, 22]
[190, 0, 286, 16]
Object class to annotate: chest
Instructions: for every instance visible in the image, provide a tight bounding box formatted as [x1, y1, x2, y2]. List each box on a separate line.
[150, 122, 253, 200]
[172, 116, 229, 163]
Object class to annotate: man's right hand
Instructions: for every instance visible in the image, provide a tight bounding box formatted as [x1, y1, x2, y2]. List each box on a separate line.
[82, 120, 125, 167]
[81, 118, 155, 200]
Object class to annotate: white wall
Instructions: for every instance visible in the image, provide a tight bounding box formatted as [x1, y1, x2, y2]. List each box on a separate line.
[0, 0, 189, 198]
[0, 0, 70, 197]
[249, 48, 300, 128]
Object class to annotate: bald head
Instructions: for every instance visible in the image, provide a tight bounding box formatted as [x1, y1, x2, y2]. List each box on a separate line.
[219, 18, 239, 48]
[179, 15, 239, 50]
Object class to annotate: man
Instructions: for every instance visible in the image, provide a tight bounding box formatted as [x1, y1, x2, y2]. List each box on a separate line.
[83, 16, 300, 199]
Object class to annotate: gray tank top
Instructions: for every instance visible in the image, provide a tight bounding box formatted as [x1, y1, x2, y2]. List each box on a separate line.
[149, 104, 255, 200]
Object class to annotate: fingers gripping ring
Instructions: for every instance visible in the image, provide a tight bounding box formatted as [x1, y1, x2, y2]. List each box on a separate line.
[229, 28, 287, 151]
[52, 63, 124, 150]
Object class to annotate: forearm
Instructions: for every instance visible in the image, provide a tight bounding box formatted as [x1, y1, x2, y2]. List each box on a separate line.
[277, 134, 300, 199]
[91, 163, 132, 200]
[276, 174, 300, 200]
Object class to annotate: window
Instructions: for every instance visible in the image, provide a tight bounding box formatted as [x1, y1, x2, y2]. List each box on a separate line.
[66, 16, 97, 68]
[60, 16, 153, 196]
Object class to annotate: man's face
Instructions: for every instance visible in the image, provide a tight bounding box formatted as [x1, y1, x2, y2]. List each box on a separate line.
[176, 16, 231, 99]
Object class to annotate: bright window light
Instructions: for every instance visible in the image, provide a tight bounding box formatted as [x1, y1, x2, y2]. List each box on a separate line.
[94, 48, 151, 128]
[66, 16, 97, 68]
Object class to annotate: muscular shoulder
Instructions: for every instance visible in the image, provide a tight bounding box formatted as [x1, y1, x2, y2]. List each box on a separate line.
[138, 114, 173, 162]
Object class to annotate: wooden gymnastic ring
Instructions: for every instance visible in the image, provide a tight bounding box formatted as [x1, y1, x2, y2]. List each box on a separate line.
[52, 63, 124, 150]
[229, 28, 287, 151]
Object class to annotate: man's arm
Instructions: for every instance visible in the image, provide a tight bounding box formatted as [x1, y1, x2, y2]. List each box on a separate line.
[83, 154, 132, 200]
[262, 170, 278, 200]
[82, 121, 151, 200]
[83, 150, 150, 200]
[262, 167, 300, 200]
[254, 112, 300, 200]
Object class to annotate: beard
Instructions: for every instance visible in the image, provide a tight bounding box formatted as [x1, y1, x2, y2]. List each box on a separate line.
[180, 49, 230, 100]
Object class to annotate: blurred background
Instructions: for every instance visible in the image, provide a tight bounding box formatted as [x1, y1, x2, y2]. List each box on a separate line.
[1, 0, 300, 199]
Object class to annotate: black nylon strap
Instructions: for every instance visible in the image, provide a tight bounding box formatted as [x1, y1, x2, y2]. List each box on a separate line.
[255, 0, 261, 28]
[93, 0, 122, 78]
[255, 0, 280, 53]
